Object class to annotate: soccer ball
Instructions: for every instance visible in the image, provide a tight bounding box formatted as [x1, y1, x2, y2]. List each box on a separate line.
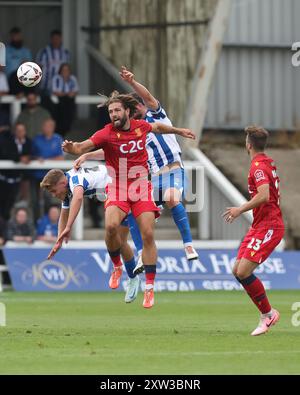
[17, 62, 42, 87]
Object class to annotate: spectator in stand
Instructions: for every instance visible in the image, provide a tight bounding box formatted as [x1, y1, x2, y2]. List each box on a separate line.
[6, 207, 35, 243]
[0, 65, 10, 133]
[36, 30, 70, 116]
[31, 118, 64, 220]
[52, 63, 79, 137]
[36, 205, 60, 243]
[0, 123, 32, 221]
[5, 27, 33, 97]
[13, 122, 33, 203]
[16, 92, 51, 139]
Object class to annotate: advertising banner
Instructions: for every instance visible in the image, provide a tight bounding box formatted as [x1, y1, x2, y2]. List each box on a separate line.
[3, 247, 300, 291]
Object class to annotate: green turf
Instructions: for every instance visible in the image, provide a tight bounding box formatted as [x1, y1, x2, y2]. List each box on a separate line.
[0, 290, 299, 374]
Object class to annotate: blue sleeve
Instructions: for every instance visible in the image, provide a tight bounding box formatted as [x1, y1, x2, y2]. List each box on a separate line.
[31, 138, 40, 157]
[36, 220, 45, 236]
[71, 76, 79, 92]
[53, 135, 64, 156]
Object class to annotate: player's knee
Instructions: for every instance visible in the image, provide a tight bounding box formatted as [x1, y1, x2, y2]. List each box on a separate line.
[105, 222, 119, 236]
[141, 229, 154, 246]
[235, 268, 248, 280]
[165, 198, 179, 209]
[232, 261, 239, 278]
[164, 188, 181, 207]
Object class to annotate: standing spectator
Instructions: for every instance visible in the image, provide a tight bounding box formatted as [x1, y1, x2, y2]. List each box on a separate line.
[36, 30, 70, 116]
[36, 205, 60, 243]
[6, 207, 35, 243]
[52, 63, 79, 136]
[0, 123, 31, 221]
[16, 92, 51, 139]
[31, 118, 64, 220]
[5, 27, 32, 79]
[0, 65, 10, 133]
[5, 27, 32, 97]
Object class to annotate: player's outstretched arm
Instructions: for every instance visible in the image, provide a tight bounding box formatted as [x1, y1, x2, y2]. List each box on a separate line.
[222, 184, 270, 223]
[62, 139, 95, 156]
[47, 188, 84, 260]
[151, 122, 195, 140]
[119, 66, 158, 110]
[73, 149, 105, 170]
[47, 208, 69, 259]
[62, 186, 84, 234]
[58, 207, 69, 236]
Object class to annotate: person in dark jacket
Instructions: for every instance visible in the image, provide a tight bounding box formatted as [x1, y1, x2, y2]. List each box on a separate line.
[6, 207, 35, 243]
[0, 123, 32, 220]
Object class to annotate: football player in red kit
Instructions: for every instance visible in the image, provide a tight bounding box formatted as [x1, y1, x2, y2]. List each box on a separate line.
[62, 91, 195, 308]
[223, 125, 284, 336]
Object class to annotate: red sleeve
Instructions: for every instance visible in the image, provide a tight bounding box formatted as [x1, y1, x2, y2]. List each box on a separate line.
[89, 126, 109, 148]
[139, 120, 153, 134]
[251, 165, 270, 188]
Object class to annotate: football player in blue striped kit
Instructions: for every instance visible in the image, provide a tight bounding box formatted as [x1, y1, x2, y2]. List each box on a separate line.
[120, 66, 199, 267]
[40, 165, 141, 303]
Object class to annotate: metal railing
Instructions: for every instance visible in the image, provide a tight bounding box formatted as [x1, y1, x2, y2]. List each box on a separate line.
[0, 94, 104, 124]
[188, 147, 252, 239]
[0, 159, 203, 241]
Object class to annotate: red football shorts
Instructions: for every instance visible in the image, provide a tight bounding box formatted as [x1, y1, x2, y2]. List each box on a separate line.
[237, 226, 285, 264]
[104, 179, 160, 219]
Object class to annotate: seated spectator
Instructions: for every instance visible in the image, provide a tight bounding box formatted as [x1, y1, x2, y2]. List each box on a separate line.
[6, 207, 35, 243]
[13, 122, 33, 203]
[16, 92, 51, 139]
[0, 124, 31, 221]
[14, 122, 32, 162]
[31, 118, 64, 220]
[36, 205, 60, 243]
[5, 27, 32, 97]
[52, 63, 79, 137]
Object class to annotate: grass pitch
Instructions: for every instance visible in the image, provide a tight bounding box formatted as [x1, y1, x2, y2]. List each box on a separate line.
[0, 290, 299, 374]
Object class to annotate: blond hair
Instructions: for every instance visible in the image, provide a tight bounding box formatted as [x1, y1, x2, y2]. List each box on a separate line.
[40, 169, 65, 191]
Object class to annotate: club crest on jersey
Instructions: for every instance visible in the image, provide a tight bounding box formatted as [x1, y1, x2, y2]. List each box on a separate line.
[116, 133, 121, 138]
[135, 128, 142, 137]
[262, 229, 273, 244]
[254, 169, 265, 182]
[250, 251, 255, 257]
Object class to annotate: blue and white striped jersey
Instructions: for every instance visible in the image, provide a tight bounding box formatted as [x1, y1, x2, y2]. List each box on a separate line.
[145, 104, 183, 174]
[36, 45, 70, 92]
[52, 74, 79, 94]
[62, 165, 111, 209]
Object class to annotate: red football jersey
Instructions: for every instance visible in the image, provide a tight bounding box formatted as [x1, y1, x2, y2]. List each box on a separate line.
[248, 153, 284, 229]
[90, 119, 152, 182]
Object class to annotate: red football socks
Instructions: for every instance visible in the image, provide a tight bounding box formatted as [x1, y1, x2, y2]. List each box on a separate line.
[240, 274, 271, 314]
